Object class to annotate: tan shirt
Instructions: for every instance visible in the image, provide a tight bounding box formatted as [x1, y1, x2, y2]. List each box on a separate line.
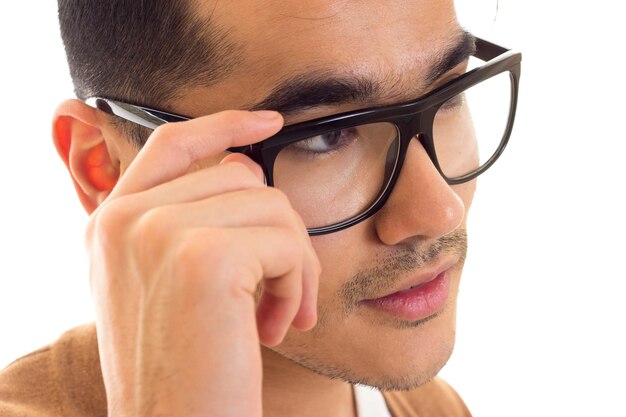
[0, 324, 471, 417]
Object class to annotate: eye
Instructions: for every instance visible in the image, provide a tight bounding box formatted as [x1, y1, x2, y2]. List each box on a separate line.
[289, 128, 358, 155]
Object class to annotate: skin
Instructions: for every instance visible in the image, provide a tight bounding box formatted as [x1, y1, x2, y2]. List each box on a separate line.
[52, 1, 476, 416]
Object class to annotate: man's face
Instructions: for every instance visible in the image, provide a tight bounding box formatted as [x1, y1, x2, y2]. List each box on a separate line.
[118, 0, 475, 390]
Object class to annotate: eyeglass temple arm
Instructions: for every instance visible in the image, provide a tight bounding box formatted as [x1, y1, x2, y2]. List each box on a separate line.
[85, 97, 253, 154]
[474, 37, 510, 62]
[85, 97, 190, 129]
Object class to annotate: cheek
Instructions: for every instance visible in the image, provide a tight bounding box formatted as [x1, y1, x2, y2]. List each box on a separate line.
[310, 229, 363, 309]
[305, 222, 381, 331]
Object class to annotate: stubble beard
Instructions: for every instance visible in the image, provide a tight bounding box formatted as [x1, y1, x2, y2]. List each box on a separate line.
[268, 229, 468, 391]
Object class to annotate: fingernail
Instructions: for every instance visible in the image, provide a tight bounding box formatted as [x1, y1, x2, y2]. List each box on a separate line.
[252, 110, 281, 120]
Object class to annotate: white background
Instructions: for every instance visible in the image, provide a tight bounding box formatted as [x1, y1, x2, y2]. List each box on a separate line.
[1, 1, 625, 416]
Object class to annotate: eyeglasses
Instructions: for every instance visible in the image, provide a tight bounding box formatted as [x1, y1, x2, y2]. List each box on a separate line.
[87, 37, 521, 235]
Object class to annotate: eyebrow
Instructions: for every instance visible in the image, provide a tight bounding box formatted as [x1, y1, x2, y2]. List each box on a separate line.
[249, 30, 476, 117]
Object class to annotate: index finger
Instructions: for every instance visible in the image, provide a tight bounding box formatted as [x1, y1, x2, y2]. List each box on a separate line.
[110, 110, 283, 199]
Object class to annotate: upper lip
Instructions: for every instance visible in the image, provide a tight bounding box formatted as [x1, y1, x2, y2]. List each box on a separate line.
[363, 257, 458, 301]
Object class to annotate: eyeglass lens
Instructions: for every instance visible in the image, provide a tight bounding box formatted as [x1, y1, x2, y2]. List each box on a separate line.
[273, 122, 400, 229]
[273, 69, 513, 229]
[433, 69, 512, 179]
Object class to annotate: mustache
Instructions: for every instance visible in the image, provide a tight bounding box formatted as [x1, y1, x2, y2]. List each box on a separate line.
[338, 229, 468, 316]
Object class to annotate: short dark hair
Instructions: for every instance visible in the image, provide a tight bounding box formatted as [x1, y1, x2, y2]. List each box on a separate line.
[57, 0, 241, 146]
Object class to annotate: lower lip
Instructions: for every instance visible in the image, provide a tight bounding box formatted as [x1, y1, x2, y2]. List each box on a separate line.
[361, 271, 450, 321]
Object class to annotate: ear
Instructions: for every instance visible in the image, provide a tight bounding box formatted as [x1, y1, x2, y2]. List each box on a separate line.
[52, 99, 121, 214]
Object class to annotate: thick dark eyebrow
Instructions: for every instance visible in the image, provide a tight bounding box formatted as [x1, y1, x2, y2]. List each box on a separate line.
[424, 31, 477, 84]
[250, 31, 476, 117]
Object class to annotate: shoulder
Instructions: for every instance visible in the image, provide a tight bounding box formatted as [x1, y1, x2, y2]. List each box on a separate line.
[0, 323, 106, 417]
[382, 377, 472, 417]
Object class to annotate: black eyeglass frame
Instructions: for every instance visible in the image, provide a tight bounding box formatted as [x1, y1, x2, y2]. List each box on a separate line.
[87, 37, 521, 235]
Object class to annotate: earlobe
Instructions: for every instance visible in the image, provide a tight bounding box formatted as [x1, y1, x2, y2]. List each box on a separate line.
[53, 99, 120, 214]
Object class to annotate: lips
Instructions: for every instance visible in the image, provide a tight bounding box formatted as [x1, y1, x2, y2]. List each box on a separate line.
[359, 261, 455, 321]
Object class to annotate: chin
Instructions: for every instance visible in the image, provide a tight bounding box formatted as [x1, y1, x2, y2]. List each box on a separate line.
[345, 303, 457, 391]
[271, 300, 458, 391]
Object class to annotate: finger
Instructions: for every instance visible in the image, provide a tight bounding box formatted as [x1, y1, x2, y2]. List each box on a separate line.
[291, 255, 320, 331]
[220, 153, 265, 183]
[180, 227, 306, 345]
[137, 188, 299, 232]
[110, 110, 283, 199]
[154, 189, 321, 332]
[257, 245, 320, 343]
[256, 265, 303, 346]
[135, 188, 320, 274]
[125, 160, 266, 210]
[288, 211, 321, 331]
[133, 187, 313, 268]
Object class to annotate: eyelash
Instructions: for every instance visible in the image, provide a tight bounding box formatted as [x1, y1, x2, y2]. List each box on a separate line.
[285, 128, 357, 158]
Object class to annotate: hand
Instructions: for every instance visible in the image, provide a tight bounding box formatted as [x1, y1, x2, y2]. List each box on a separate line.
[86, 110, 321, 417]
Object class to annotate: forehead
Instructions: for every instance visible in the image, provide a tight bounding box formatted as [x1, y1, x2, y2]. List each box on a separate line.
[178, 0, 461, 119]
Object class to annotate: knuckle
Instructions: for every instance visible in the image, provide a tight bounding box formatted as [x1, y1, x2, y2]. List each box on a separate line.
[135, 206, 171, 237]
[263, 187, 292, 209]
[176, 230, 217, 263]
[271, 227, 303, 260]
[150, 124, 198, 162]
[252, 187, 307, 233]
[85, 199, 137, 292]
[89, 198, 132, 244]
[174, 231, 227, 279]
[150, 123, 177, 145]
[291, 209, 309, 231]
[131, 207, 175, 257]
[284, 236, 305, 261]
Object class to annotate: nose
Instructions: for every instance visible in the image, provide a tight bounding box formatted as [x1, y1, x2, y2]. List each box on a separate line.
[373, 138, 466, 246]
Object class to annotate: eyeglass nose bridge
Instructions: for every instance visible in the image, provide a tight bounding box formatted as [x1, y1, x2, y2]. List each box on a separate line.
[393, 109, 445, 183]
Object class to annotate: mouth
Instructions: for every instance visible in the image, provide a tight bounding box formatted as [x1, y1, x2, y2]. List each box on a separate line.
[359, 259, 456, 322]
